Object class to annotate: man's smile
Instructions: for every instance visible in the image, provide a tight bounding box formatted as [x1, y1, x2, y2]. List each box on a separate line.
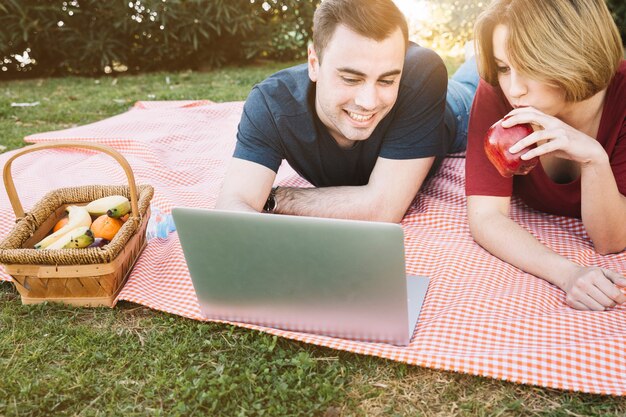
[346, 110, 375, 123]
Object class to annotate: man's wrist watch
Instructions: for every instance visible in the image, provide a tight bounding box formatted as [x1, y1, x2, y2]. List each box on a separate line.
[263, 187, 279, 213]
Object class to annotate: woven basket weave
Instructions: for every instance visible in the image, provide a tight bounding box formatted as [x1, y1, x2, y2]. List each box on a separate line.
[0, 141, 154, 306]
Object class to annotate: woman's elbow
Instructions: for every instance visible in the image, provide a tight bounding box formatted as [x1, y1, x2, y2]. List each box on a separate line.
[467, 210, 491, 241]
[593, 240, 626, 256]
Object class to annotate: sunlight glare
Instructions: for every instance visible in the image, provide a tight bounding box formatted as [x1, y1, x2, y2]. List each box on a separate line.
[393, 0, 431, 24]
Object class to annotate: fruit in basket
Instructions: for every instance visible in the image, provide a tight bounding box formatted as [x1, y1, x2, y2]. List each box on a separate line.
[34, 205, 92, 249]
[53, 216, 69, 232]
[62, 228, 95, 249]
[88, 237, 109, 248]
[91, 214, 124, 241]
[45, 226, 94, 250]
[86, 195, 131, 218]
[484, 119, 538, 177]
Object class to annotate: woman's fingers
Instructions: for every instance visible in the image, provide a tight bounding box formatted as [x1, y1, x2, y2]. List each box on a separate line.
[601, 269, 626, 303]
[508, 129, 554, 155]
[565, 267, 626, 311]
[501, 107, 552, 128]
[587, 282, 618, 308]
[567, 292, 609, 311]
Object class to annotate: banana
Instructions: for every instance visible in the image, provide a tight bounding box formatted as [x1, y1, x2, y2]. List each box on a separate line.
[34, 205, 92, 249]
[63, 228, 95, 249]
[45, 226, 94, 250]
[85, 195, 131, 218]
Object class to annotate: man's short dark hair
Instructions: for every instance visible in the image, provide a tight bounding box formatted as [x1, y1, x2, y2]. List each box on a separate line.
[312, 0, 409, 61]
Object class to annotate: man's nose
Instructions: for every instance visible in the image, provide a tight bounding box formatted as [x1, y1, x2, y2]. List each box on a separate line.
[354, 83, 378, 110]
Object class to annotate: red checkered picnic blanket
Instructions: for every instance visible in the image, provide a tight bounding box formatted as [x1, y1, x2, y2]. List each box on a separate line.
[1, 100, 624, 395]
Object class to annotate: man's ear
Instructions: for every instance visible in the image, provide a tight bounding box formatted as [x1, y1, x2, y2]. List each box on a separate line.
[307, 44, 319, 82]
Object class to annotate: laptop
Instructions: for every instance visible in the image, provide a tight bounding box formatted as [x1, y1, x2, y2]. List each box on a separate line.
[172, 208, 430, 346]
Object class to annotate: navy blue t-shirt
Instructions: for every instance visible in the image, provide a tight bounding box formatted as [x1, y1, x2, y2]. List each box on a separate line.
[233, 43, 452, 187]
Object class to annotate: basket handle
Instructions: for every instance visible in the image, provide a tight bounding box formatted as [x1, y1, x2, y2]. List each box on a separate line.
[3, 141, 140, 219]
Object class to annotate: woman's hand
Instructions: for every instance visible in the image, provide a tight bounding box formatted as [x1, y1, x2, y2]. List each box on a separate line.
[502, 107, 608, 166]
[562, 266, 626, 311]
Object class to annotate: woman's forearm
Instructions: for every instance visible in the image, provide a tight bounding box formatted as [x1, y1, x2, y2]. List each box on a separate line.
[580, 156, 626, 254]
[469, 209, 579, 290]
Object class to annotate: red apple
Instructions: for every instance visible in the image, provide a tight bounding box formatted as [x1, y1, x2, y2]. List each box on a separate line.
[484, 118, 538, 177]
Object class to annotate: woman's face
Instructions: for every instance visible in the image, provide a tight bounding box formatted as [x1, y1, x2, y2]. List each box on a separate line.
[492, 24, 568, 116]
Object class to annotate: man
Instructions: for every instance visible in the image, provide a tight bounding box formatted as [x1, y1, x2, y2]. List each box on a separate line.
[216, 0, 477, 222]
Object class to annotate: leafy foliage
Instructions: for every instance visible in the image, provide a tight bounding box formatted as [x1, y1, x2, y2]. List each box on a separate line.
[0, 0, 320, 78]
[416, 0, 624, 59]
[414, 0, 486, 57]
[253, 0, 317, 61]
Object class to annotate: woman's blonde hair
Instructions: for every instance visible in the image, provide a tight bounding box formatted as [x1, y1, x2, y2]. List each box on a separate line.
[474, 0, 623, 102]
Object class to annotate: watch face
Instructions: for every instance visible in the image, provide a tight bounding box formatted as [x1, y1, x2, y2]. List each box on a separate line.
[263, 194, 276, 213]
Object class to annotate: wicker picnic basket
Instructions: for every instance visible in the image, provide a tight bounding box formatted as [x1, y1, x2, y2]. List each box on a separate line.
[0, 141, 154, 307]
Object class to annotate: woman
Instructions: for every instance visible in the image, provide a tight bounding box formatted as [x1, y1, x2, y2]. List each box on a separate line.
[465, 0, 626, 311]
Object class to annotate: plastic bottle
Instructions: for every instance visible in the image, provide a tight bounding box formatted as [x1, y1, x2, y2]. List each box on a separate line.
[146, 207, 176, 240]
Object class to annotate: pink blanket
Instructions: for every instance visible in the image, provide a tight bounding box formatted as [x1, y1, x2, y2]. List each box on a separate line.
[1, 100, 624, 395]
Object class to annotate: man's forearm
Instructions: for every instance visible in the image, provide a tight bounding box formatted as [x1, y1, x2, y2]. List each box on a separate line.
[274, 186, 407, 222]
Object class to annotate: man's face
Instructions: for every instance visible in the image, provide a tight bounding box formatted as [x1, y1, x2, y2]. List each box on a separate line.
[308, 25, 405, 149]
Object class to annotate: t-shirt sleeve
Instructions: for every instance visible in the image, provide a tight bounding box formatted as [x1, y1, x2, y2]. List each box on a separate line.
[379, 47, 448, 160]
[232, 86, 284, 172]
[465, 79, 514, 196]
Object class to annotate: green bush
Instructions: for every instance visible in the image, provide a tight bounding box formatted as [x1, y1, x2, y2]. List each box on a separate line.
[254, 0, 317, 61]
[0, 0, 320, 78]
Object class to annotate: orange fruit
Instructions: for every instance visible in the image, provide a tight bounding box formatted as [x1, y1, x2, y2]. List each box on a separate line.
[53, 217, 69, 233]
[120, 213, 130, 222]
[91, 214, 123, 241]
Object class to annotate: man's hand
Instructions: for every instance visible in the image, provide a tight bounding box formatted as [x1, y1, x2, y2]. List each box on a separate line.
[217, 155, 435, 222]
[272, 156, 435, 222]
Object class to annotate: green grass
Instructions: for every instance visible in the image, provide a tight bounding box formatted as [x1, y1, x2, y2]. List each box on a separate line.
[2, 62, 626, 416]
[0, 63, 292, 152]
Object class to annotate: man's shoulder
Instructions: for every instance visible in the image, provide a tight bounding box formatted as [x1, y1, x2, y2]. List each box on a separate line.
[249, 63, 312, 117]
[401, 43, 447, 84]
[405, 42, 443, 62]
